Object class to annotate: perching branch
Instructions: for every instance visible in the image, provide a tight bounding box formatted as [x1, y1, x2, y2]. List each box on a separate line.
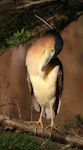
[0, 114, 83, 148]
[13, 0, 54, 11]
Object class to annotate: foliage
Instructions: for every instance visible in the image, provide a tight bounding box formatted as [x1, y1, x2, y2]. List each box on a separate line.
[75, 114, 83, 126]
[0, 0, 82, 51]
[5, 28, 37, 47]
[0, 130, 60, 150]
[63, 114, 83, 130]
[63, 120, 75, 130]
[0, 131, 41, 150]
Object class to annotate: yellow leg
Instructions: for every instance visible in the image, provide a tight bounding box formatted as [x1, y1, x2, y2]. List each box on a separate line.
[27, 106, 44, 134]
[44, 105, 62, 138]
[35, 106, 44, 131]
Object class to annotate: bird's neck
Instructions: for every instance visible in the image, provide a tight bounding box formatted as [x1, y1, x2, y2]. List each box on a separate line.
[38, 67, 45, 78]
[38, 52, 48, 78]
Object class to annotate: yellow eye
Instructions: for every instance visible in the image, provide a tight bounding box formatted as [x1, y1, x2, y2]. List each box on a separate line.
[51, 49, 54, 53]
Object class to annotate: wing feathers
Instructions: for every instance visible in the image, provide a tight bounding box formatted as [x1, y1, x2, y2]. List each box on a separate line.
[27, 70, 41, 113]
[54, 59, 64, 115]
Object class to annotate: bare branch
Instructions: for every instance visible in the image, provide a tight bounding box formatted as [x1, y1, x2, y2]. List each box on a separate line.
[0, 114, 83, 148]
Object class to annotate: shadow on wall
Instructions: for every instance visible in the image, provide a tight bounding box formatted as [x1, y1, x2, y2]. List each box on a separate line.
[0, 15, 83, 127]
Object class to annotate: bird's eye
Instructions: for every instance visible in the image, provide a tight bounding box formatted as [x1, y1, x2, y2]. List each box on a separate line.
[51, 49, 54, 53]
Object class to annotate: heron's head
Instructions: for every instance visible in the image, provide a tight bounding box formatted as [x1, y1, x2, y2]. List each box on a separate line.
[41, 29, 63, 71]
[26, 29, 63, 77]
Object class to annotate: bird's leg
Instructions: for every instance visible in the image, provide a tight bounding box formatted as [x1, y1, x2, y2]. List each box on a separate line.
[35, 106, 44, 131]
[50, 106, 62, 133]
[44, 105, 62, 138]
[26, 106, 44, 134]
[44, 105, 54, 137]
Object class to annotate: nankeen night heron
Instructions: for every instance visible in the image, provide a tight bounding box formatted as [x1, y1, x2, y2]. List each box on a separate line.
[26, 27, 63, 136]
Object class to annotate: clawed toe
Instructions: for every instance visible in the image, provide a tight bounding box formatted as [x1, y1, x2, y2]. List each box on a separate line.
[44, 124, 63, 138]
[25, 121, 43, 134]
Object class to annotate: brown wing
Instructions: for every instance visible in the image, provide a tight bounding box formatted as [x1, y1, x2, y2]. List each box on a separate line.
[27, 71, 41, 112]
[54, 58, 64, 115]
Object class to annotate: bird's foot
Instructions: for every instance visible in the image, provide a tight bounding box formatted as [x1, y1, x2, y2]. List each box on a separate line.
[44, 124, 63, 138]
[26, 120, 43, 134]
[35, 120, 44, 134]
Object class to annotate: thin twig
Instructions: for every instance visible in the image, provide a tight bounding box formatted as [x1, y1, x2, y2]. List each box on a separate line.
[15, 98, 22, 120]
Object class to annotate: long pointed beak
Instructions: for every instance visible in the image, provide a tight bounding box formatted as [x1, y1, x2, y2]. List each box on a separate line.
[42, 51, 54, 71]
